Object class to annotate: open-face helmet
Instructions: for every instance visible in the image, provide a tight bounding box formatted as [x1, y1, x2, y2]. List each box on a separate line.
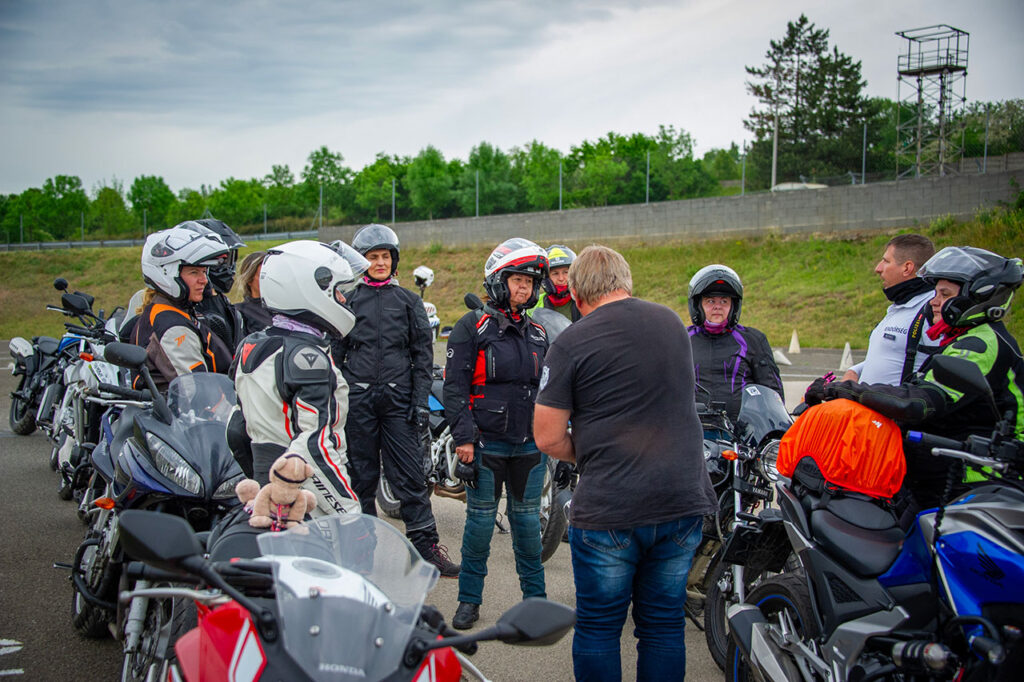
[194, 218, 246, 293]
[352, 224, 400, 279]
[260, 240, 369, 338]
[141, 224, 230, 305]
[542, 244, 577, 297]
[918, 246, 1023, 327]
[688, 264, 743, 327]
[413, 265, 434, 289]
[483, 238, 549, 311]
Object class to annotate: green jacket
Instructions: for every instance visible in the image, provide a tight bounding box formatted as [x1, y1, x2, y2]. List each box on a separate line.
[531, 290, 580, 322]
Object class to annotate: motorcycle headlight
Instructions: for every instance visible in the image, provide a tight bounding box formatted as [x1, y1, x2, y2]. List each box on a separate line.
[213, 473, 244, 500]
[9, 337, 33, 360]
[758, 439, 782, 482]
[145, 433, 203, 496]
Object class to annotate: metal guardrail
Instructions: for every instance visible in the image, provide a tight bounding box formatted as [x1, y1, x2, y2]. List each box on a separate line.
[0, 230, 319, 252]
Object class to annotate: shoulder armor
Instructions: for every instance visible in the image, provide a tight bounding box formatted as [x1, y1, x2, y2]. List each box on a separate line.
[282, 338, 333, 384]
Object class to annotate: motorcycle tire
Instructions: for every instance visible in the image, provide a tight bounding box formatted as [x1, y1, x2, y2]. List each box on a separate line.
[71, 537, 115, 638]
[9, 378, 37, 435]
[57, 471, 74, 500]
[540, 457, 568, 564]
[376, 472, 403, 519]
[121, 594, 196, 682]
[725, 572, 817, 682]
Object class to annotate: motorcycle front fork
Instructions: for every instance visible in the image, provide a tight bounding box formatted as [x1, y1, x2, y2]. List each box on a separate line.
[122, 580, 150, 651]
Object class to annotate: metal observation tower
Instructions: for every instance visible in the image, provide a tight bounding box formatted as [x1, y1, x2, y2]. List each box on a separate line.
[895, 24, 969, 178]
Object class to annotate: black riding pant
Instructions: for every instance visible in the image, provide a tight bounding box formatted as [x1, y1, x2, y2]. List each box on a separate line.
[345, 384, 438, 554]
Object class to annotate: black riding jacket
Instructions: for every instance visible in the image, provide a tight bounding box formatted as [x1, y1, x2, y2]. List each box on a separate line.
[444, 305, 549, 446]
[332, 280, 433, 410]
[688, 324, 785, 421]
[195, 287, 244, 352]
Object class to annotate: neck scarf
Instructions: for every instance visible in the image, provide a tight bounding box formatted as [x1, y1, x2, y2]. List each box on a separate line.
[272, 314, 324, 337]
[926, 318, 970, 347]
[884, 277, 932, 304]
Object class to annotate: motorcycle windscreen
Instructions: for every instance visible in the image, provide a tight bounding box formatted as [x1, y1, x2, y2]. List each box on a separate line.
[166, 373, 237, 426]
[165, 373, 242, 498]
[257, 514, 439, 681]
[734, 384, 792, 448]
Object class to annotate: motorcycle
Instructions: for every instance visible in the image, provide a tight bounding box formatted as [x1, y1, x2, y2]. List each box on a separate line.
[114, 510, 576, 681]
[8, 278, 105, 436]
[375, 297, 573, 563]
[69, 341, 244, 671]
[726, 354, 1024, 681]
[414, 265, 441, 340]
[693, 383, 794, 669]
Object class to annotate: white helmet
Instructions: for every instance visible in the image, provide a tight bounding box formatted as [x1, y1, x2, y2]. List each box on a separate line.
[141, 224, 230, 303]
[483, 238, 549, 310]
[413, 265, 434, 289]
[260, 240, 369, 338]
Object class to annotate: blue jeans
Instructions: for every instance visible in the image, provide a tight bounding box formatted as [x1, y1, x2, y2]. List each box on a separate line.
[458, 441, 547, 604]
[570, 515, 704, 682]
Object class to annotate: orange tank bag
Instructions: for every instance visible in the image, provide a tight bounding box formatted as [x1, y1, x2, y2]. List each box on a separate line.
[777, 398, 906, 499]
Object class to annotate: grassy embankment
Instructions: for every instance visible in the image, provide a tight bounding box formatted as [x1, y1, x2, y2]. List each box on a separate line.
[2, 201, 1022, 348]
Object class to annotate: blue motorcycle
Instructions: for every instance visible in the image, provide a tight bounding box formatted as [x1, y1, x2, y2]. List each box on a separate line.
[69, 341, 244, 670]
[726, 354, 1023, 681]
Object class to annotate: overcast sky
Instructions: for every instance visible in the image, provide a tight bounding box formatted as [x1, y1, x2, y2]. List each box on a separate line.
[1, 0, 1021, 196]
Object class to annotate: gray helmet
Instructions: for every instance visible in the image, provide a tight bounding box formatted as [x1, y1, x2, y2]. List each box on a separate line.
[918, 246, 1023, 327]
[352, 224, 400, 279]
[688, 264, 743, 327]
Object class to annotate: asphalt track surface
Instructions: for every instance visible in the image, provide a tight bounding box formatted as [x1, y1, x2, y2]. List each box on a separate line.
[0, 346, 839, 680]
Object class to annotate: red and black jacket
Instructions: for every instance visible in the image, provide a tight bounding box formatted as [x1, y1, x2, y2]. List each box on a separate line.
[443, 304, 548, 446]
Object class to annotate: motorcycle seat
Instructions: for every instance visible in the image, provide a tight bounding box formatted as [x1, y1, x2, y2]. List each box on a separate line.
[35, 336, 60, 355]
[810, 503, 904, 578]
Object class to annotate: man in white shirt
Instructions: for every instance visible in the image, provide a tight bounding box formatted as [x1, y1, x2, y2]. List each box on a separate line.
[843, 234, 937, 385]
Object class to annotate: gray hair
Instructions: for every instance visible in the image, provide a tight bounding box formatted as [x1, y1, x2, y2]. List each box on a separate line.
[568, 245, 632, 306]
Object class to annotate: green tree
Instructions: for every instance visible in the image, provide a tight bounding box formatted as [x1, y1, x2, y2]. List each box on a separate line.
[405, 146, 452, 220]
[262, 164, 300, 219]
[703, 144, 741, 182]
[353, 154, 400, 222]
[128, 175, 177, 231]
[88, 180, 134, 236]
[40, 175, 89, 239]
[207, 178, 265, 228]
[301, 146, 353, 222]
[167, 188, 208, 226]
[1, 188, 49, 241]
[455, 142, 518, 216]
[510, 140, 563, 211]
[569, 151, 628, 207]
[744, 14, 873, 186]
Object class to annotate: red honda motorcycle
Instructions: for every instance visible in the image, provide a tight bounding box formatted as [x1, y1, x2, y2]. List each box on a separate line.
[116, 510, 575, 681]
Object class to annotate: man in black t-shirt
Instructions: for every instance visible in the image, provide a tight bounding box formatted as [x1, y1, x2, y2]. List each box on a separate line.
[534, 245, 717, 682]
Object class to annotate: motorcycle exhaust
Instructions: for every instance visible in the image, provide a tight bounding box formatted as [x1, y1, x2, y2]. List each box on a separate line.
[891, 640, 959, 673]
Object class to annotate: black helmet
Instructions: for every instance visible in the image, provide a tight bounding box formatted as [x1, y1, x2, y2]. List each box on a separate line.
[352, 224, 400, 279]
[918, 246, 1023, 327]
[483, 238, 549, 311]
[194, 218, 245, 293]
[688, 264, 743, 327]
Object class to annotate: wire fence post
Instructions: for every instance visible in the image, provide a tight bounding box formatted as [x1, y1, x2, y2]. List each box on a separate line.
[983, 104, 990, 174]
[391, 178, 396, 223]
[741, 144, 746, 196]
[81, 211, 85, 241]
[143, 208, 147, 238]
[318, 184, 323, 229]
[475, 170, 479, 218]
[558, 161, 562, 211]
[20, 214, 24, 243]
[263, 204, 267, 235]
[861, 122, 867, 185]
[645, 150, 650, 204]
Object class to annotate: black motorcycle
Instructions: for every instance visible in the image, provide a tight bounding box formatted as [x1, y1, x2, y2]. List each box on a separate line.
[69, 342, 243, 680]
[684, 383, 794, 670]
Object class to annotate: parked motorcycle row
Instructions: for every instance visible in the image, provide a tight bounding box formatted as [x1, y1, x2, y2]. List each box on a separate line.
[9, 278, 576, 682]
[11, 278, 1024, 681]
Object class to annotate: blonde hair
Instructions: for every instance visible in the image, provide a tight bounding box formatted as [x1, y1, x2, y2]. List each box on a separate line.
[568, 245, 632, 306]
[140, 288, 157, 312]
[236, 251, 267, 299]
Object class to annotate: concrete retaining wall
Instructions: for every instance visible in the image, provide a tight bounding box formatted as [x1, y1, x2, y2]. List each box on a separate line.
[322, 168, 1021, 248]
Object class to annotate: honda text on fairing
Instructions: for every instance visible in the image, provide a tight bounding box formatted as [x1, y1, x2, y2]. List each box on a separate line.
[114, 511, 576, 682]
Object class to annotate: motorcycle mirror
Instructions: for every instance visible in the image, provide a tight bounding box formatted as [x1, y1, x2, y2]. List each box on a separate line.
[494, 598, 576, 646]
[104, 342, 148, 369]
[118, 510, 204, 571]
[464, 293, 484, 311]
[61, 292, 91, 316]
[929, 355, 999, 418]
[53, 277, 69, 291]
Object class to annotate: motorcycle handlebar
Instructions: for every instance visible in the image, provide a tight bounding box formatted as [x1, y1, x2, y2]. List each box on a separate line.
[96, 383, 150, 402]
[125, 561, 200, 584]
[905, 431, 964, 452]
